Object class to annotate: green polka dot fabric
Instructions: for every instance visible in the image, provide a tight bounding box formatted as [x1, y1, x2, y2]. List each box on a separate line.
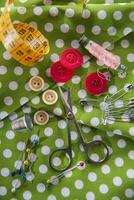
[0, 0, 134, 200]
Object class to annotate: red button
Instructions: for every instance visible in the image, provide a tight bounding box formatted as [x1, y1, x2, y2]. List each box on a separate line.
[60, 48, 83, 70]
[50, 61, 74, 83]
[85, 72, 108, 96]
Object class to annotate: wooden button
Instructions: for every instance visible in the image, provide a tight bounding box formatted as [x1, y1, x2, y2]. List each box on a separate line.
[42, 89, 58, 105]
[34, 110, 49, 125]
[29, 76, 45, 91]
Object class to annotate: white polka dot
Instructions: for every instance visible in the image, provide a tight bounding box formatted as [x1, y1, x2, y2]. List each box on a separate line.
[78, 89, 87, 98]
[53, 108, 62, 116]
[39, 164, 48, 174]
[72, 75, 81, 84]
[123, 27, 132, 36]
[26, 172, 34, 181]
[90, 117, 100, 127]
[17, 141, 26, 151]
[112, 196, 120, 200]
[126, 169, 134, 179]
[121, 40, 129, 48]
[52, 157, 61, 166]
[43, 0, 52, 4]
[36, 183, 45, 193]
[125, 188, 134, 198]
[113, 176, 122, 186]
[129, 127, 134, 136]
[99, 184, 109, 194]
[31, 96, 40, 104]
[82, 126, 91, 133]
[20, 97, 29, 105]
[71, 40, 80, 49]
[107, 26, 117, 36]
[114, 157, 124, 167]
[6, 130, 15, 140]
[101, 165, 111, 174]
[108, 85, 117, 94]
[1, 168, 10, 177]
[9, 81, 18, 90]
[61, 187, 70, 197]
[44, 127, 53, 137]
[55, 39, 64, 48]
[114, 100, 124, 108]
[105, 0, 114, 2]
[0, 111, 8, 119]
[74, 180, 84, 190]
[0, 66, 7, 75]
[117, 139, 126, 148]
[47, 195, 57, 200]
[129, 11, 134, 21]
[0, 186, 7, 196]
[3, 149, 12, 158]
[127, 53, 134, 62]
[92, 25, 101, 35]
[50, 53, 59, 62]
[29, 21, 38, 29]
[113, 11, 122, 20]
[3, 51, 12, 60]
[0, 121, 4, 128]
[65, 8, 74, 17]
[88, 172, 97, 182]
[4, 96, 13, 106]
[55, 138, 64, 148]
[76, 25, 85, 34]
[84, 105, 93, 112]
[22, 105, 31, 113]
[86, 192, 95, 200]
[19, 0, 28, 2]
[58, 120, 67, 129]
[33, 6, 43, 16]
[128, 150, 134, 160]
[23, 191, 32, 200]
[82, 9, 91, 19]
[30, 68, 39, 76]
[45, 68, 51, 77]
[14, 66, 23, 76]
[97, 10, 107, 20]
[12, 179, 21, 189]
[41, 146, 50, 155]
[71, 131, 78, 141]
[60, 24, 69, 33]
[44, 23, 54, 32]
[49, 7, 59, 17]
[17, 7, 27, 14]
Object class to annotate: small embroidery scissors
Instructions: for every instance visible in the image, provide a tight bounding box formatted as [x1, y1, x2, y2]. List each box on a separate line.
[49, 86, 109, 172]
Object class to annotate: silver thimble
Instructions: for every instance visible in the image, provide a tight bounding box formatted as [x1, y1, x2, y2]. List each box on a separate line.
[11, 114, 33, 132]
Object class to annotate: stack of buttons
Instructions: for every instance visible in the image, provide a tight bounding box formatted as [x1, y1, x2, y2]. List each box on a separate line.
[50, 48, 83, 83]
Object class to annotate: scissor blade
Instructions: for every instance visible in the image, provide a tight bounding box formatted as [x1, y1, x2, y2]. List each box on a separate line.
[58, 86, 71, 112]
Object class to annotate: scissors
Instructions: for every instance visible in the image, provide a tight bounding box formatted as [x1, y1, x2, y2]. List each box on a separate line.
[49, 87, 109, 172]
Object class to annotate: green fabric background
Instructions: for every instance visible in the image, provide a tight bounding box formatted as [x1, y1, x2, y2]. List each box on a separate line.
[0, 0, 134, 199]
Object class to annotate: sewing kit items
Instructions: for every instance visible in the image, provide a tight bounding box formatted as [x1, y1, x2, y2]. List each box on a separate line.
[85, 72, 109, 96]
[42, 89, 58, 105]
[79, 35, 126, 76]
[11, 136, 39, 192]
[49, 86, 109, 172]
[50, 48, 83, 83]
[33, 110, 49, 125]
[102, 84, 134, 124]
[11, 114, 33, 132]
[0, 0, 50, 66]
[29, 76, 45, 92]
[45, 161, 85, 189]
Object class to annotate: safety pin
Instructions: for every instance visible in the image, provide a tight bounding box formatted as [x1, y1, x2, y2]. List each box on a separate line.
[107, 84, 133, 103]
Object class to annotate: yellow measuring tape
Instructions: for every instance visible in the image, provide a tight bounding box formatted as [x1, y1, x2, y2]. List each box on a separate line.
[0, 0, 50, 66]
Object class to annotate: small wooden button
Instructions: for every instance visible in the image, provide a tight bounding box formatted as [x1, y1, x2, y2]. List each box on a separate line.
[29, 76, 45, 91]
[34, 110, 49, 125]
[42, 89, 58, 105]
